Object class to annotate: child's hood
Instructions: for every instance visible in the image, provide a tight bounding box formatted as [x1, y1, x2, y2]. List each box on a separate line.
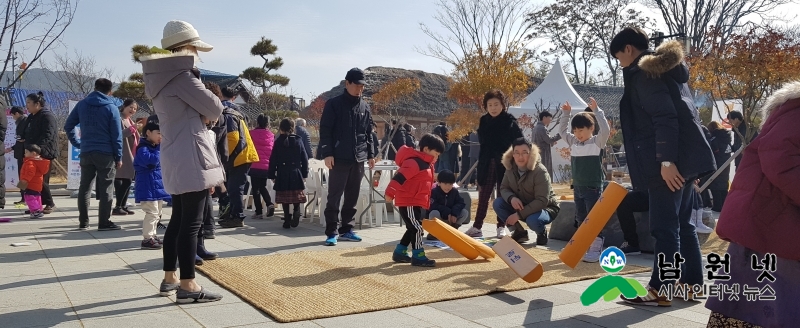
[395, 145, 434, 166]
[25, 157, 51, 174]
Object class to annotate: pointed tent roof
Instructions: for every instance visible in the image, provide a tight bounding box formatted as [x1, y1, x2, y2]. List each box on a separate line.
[517, 59, 587, 111]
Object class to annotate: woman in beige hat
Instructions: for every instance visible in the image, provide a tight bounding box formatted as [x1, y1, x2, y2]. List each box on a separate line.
[139, 20, 225, 303]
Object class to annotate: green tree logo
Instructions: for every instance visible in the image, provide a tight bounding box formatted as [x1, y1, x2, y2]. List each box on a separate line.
[580, 247, 648, 306]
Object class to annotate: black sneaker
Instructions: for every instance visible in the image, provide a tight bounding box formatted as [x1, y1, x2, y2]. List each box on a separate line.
[141, 238, 162, 250]
[282, 217, 291, 229]
[620, 242, 641, 255]
[203, 229, 216, 239]
[78, 223, 89, 231]
[536, 228, 549, 246]
[511, 223, 529, 244]
[123, 207, 135, 215]
[112, 208, 128, 216]
[159, 280, 180, 296]
[426, 233, 439, 241]
[218, 218, 244, 228]
[266, 205, 275, 217]
[98, 222, 121, 231]
[176, 287, 223, 304]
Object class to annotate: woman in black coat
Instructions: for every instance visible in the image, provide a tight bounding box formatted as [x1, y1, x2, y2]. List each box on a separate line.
[466, 90, 523, 238]
[268, 119, 309, 229]
[23, 92, 59, 212]
[706, 121, 732, 212]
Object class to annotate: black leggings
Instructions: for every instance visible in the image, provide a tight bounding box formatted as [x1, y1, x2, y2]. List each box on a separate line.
[163, 190, 207, 279]
[281, 203, 300, 216]
[114, 178, 132, 208]
[399, 206, 424, 250]
[250, 176, 273, 215]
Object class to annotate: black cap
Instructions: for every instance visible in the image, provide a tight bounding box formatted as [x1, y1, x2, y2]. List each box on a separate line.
[345, 67, 367, 85]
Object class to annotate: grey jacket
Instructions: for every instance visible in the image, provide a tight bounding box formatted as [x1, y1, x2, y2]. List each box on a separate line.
[140, 51, 225, 195]
[532, 121, 560, 179]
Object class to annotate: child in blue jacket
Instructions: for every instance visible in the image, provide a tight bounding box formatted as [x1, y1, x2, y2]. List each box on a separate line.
[134, 123, 170, 250]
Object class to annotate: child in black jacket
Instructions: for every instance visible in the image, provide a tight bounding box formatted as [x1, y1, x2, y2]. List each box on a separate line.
[427, 170, 470, 240]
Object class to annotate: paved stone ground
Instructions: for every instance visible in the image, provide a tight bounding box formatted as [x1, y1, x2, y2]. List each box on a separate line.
[0, 194, 713, 328]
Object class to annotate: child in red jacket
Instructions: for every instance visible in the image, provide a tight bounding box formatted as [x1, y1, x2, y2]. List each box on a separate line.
[385, 134, 445, 267]
[18, 145, 51, 219]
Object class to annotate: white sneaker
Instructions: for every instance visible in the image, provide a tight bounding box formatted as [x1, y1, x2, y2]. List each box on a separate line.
[497, 227, 507, 238]
[582, 237, 604, 263]
[692, 209, 713, 234]
[465, 226, 483, 238]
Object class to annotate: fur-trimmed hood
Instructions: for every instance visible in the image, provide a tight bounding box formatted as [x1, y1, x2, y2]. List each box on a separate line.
[638, 40, 688, 82]
[759, 80, 800, 121]
[140, 50, 200, 99]
[501, 143, 540, 171]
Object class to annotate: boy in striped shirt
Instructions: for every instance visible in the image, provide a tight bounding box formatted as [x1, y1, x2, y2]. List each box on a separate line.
[559, 97, 610, 263]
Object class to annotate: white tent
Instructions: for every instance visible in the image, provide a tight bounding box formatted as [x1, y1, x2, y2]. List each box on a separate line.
[508, 59, 588, 184]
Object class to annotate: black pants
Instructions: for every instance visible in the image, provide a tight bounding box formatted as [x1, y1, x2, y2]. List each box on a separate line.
[114, 178, 132, 208]
[41, 160, 54, 207]
[250, 176, 273, 215]
[324, 161, 364, 236]
[78, 153, 116, 225]
[225, 164, 250, 220]
[17, 157, 24, 201]
[399, 206, 424, 250]
[616, 190, 649, 248]
[282, 203, 300, 217]
[710, 189, 728, 212]
[163, 189, 207, 280]
[200, 192, 214, 235]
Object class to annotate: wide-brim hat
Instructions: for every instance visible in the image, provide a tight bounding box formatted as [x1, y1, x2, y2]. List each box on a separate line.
[161, 20, 213, 52]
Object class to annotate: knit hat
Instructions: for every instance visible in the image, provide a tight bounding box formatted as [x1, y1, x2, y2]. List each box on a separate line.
[161, 20, 213, 52]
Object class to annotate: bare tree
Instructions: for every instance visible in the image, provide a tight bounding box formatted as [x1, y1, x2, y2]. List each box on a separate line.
[646, 0, 790, 51]
[41, 49, 112, 96]
[0, 0, 79, 101]
[418, 0, 536, 66]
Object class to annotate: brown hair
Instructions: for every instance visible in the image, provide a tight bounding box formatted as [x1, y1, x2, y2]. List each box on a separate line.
[203, 82, 222, 99]
[708, 121, 724, 132]
[482, 89, 507, 112]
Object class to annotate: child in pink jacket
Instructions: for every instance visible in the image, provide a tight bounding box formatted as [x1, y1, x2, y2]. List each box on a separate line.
[248, 114, 276, 219]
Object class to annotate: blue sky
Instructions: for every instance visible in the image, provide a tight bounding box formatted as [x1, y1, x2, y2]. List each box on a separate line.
[46, 0, 799, 100]
[52, 0, 451, 100]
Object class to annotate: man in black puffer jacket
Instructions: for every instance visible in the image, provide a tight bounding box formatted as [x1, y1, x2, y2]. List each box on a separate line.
[318, 68, 375, 246]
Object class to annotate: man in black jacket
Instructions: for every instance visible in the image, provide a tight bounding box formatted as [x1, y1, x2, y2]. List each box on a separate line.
[23, 92, 60, 213]
[5, 106, 25, 205]
[319, 67, 375, 246]
[612, 28, 715, 307]
[295, 118, 314, 159]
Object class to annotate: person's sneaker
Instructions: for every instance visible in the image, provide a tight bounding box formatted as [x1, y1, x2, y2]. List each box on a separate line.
[266, 205, 275, 217]
[465, 227, 483, 238]
[619, 242, 641, 255]
[42, 205, 54, 214]
[582, 237, 604, 263]
[13, 200, 25, 206]
[218, 218, 244, 228]
[176, 287, 223, 304]
[497, 226, 507, 238]
[153, 235, 164, 244]
[339, 231, 362, 242]
[78, 223, 89, 231]
[692, 209, 714, 234]
[159, 280, 180, 296]
[123, 207, 136, 215]
[621, 285, 671, 307]
[141, 238, 162, 250]
[29, 211, 44, 219]
[202, 229, 215, 239]
[511, 227, 529, 244]
[112, 208, 127, 216]
[251, 213, 263, 220]
[426, 233, 439, 241]
[392, 244, 411, 263]
[411, 249, 436, 267]
[535, 228, 549, 246]
[98, 222, 122, 231]
[325, 235, 338, 246]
